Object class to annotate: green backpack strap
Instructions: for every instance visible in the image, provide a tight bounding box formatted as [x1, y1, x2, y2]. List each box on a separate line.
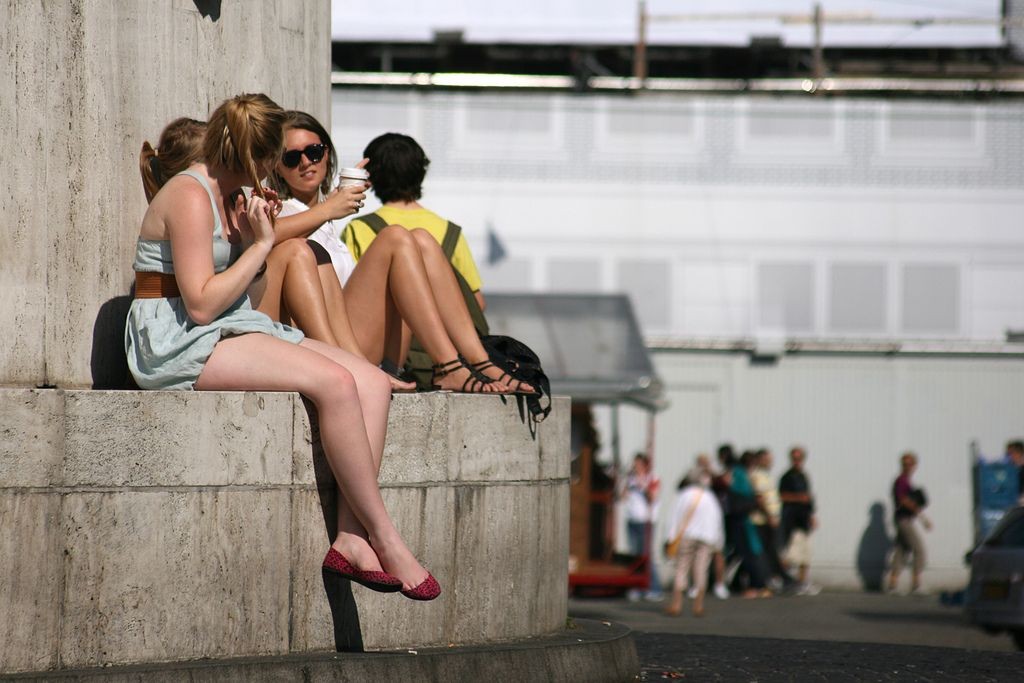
[345, 212, 388, 260]
[440, 221, 488, 337]
[441, 221, 461, 260]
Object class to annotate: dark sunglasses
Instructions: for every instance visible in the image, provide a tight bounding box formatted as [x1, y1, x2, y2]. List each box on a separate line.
[281, 143, 327, 168]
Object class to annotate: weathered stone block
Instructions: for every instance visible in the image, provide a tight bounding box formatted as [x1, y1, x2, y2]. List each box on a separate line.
[287, 488, 336, 654]
[0, 389, 64, 487]
[0, 493, 61, 673]
[377, 393, 451, 485]
[539, 397, 572, 480]
[357, 485, 456, 649]
[59, 490, 292, 668]
[62, 391, 295, 487]
[447, 394, 547, 483]
[536, 483, 571, 632]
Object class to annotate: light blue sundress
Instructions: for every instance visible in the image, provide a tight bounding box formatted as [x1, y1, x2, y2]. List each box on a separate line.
[125, 170, 304, 390]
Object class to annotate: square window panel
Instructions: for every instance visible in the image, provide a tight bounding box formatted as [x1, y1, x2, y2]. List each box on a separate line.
[547, 259, 602, 293]
[901, 264, 960, 334]
[617, 259, 672, 330]
[757, 262, 815, 333]
[829, 263, 888, 333]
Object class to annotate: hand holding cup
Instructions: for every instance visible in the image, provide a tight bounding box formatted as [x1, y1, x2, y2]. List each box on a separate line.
[324, 165, 370, 219]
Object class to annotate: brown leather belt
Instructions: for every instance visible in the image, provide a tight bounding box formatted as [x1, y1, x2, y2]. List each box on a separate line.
[134, 271, 181, 298]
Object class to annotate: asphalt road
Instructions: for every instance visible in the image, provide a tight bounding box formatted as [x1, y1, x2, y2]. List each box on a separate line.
[568, 591, 1022, 681]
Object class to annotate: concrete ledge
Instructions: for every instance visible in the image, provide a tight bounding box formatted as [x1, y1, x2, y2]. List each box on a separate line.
[1, 620, 637, 683]
[0, 390, 570, 675]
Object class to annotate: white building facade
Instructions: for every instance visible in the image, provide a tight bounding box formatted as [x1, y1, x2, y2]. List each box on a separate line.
[331, 87, 1024, 589]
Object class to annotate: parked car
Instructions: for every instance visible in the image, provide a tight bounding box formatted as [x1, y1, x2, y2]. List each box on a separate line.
[964, 505, 1024, 650]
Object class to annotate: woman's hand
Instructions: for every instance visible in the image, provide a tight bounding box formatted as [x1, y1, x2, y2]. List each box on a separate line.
[246, 194, 277, 249]
[321, 183, 367, 220]
[259, 186, 283, 219]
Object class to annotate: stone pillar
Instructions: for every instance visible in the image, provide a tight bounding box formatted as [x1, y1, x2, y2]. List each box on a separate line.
[0, 0, 330, 388]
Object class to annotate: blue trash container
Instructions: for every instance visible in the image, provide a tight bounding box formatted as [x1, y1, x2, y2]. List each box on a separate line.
[974, 462, 1020, 541]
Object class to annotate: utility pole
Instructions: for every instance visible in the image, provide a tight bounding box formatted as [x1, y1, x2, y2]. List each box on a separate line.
[633, 0, 648, 87]
[811, 2, 825, 84]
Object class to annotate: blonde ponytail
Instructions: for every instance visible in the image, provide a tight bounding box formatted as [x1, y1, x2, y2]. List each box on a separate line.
[204, 93, 285, 200]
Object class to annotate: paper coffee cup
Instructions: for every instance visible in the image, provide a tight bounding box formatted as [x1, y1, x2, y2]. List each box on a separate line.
[337, 167, 369, 188]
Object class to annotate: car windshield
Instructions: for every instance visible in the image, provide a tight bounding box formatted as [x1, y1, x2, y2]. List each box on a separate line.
[984, 508, 1024, 548]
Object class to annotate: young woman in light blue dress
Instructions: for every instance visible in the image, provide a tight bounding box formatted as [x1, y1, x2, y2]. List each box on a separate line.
[126, 94, 439, 601]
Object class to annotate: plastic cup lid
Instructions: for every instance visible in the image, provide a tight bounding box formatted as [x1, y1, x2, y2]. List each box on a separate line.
[338, 167, 369, 179]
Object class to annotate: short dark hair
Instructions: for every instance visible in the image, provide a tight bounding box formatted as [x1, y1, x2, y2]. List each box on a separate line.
[362, 132, 430, 204]
[1008, 440, 1024, 455]
[717, 444, 736, 468]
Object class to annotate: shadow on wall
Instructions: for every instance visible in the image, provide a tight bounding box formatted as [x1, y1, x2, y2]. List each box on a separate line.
[193, 0, 221, 21]
[857, 501, 891, 592]
[304, 397, 365, 653]
[91, 294, 136, 389]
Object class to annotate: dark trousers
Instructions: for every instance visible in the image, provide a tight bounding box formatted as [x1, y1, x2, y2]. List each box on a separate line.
[756, 523, 795, 585]
[726, 516, 767, 590]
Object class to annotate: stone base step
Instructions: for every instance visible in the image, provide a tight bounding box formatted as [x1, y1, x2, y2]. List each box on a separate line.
[5, 620, 637, 683]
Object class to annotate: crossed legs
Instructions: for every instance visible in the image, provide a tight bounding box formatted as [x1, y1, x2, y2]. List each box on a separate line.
[195, 333, 427, 590]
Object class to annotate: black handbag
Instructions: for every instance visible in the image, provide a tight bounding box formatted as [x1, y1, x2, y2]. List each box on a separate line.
[480, 334, 551, 425]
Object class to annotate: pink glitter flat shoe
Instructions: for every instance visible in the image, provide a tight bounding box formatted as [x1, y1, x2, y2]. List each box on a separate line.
[401, 571, 442, 601]
[322, 548, 402, 593]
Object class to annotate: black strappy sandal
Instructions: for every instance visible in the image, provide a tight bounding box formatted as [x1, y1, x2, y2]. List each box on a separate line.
[431, 358, 498, 393]
[468, 359, 536, 395]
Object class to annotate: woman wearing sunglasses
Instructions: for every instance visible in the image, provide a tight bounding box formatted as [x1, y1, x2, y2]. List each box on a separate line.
[271, 110, 527, 394]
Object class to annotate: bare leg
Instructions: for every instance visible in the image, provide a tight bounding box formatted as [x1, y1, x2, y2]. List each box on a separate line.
[409, 229, 534, 393]
[252, 239, 339, 347]
[194, 333, 428, 589]
[343, 226, 505, 393]
[315, 262, 413, 394]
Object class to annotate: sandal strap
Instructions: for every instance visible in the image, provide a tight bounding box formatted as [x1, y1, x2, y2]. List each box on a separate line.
[470, 359, 535, 393]
[461, 356, 496, 385]
[461, 373, 485, 393]
[469, 359, 497, 372]
[491, 368, 534, 394]
[431, 358, 463, 380]
[434, 357, 501, 393]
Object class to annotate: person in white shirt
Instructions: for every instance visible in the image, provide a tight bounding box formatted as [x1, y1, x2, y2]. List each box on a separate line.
[664, 469, 724, 617]
[622, 453, 664, 601]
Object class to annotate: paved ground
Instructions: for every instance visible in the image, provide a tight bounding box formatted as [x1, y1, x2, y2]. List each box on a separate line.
[569, 590, 1022, 681]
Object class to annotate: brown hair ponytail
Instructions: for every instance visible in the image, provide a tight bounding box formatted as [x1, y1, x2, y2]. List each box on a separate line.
[138, 117, 206, 203]
[139, 141, 161, 203]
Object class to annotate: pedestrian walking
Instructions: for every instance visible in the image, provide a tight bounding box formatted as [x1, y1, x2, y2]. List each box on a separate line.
[664, 469, 724, 617]
[887, 451, 931, 595]
[750, 448, 796, 592]
[779, 446, 820, 596]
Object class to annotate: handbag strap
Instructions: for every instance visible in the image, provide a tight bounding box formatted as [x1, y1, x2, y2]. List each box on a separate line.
[670, 489, 705, 547]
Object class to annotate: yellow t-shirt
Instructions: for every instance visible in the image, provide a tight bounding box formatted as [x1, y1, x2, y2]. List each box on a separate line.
[343, 205, 483, 292]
